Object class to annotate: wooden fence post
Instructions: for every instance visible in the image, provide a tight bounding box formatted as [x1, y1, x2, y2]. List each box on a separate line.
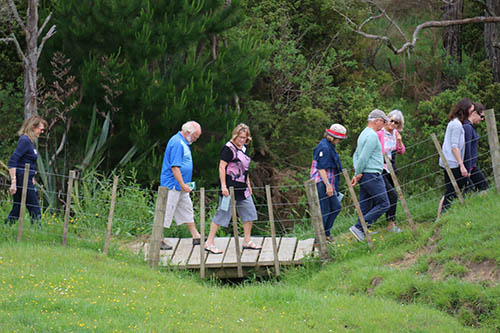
[431, 133, 465, 204]
[484, 109, 500, 194]
[148, 186, 168, 267]
[341, 170, 374, 250]
[199, 187, 206, 279]
[62, 170, 75, 246]
[16, 163, 30, 242]
[265, 185, 280, 276]
[103, 175, 119, 255]
[303, 180, 330, 260]
[229, 186, 243, 278]
[383, 154, 417, 236]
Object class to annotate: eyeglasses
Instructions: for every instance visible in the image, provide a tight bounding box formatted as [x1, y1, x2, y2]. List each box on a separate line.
[377, 118, 387, 124]
[390, 119, 400, 125]
[476, 111, 485, 120]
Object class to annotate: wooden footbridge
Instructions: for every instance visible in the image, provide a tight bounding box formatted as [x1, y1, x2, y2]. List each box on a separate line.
[139, 184, 337, 278]
[133, 236, 316, 278]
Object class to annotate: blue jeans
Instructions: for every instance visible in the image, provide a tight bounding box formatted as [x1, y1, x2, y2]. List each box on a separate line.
[354, 173, 389, 231]
[316, 182, 341, 236]
[6, 175, 41, 224]
[442, 167, 468, 213]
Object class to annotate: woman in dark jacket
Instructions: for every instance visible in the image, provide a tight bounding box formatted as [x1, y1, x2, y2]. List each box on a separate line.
[463, 102, 489, 192]
[310, 123, 347, 242]
[5, 116, 47, 225]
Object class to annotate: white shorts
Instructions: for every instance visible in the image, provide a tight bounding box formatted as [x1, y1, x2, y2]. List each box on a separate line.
[163, 189, 194, 228]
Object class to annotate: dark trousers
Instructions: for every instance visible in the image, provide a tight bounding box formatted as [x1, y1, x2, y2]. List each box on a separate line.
[5, 178, 41, 224]
[442, 167, 468, 213]
[465, 167, 489, 192]
[316, 182, 341, 237]
[382, 170, 398, 223]
[355, 173, 389, 231]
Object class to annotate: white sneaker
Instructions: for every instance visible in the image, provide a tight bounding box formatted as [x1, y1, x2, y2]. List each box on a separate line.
[390, 226, 402, 233]
[349, 226, 365, 242]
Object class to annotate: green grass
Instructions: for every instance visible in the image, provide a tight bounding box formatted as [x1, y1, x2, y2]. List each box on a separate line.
[283, 190, 500, 330]
[1, 191, 499, 331]
[0, 243, 472, 332]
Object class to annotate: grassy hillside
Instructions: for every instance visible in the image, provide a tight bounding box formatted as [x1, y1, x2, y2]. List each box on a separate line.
[1, 191, 499, 331]
[284, 190, 500, 330]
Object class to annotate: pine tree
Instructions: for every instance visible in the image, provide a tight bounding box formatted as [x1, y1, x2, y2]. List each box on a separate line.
[43, 0, 267, 183]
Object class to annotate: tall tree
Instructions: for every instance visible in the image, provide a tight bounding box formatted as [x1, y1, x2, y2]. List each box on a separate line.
[442, 0, 464, 63]
[0, 0, 55, 119]
[484, 0, 500, 82]
[44, 0, 267, 182]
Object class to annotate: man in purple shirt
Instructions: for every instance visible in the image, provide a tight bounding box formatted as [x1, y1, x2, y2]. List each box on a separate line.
[159, 121, 202, 250]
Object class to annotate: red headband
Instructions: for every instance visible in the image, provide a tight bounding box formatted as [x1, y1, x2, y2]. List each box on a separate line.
[326, 129, 346, 138]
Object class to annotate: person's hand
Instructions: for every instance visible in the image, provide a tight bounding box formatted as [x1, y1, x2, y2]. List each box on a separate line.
[396, 131, 402, 142]
[221, 186, 229, 197]
[325, 183, 333, 197]
[351, 174, 362, 186]
[460, 164, 468, 177]
[180, 183, 192, 193]
[9, 182, 16, 195]
[248, 186, 253, 195]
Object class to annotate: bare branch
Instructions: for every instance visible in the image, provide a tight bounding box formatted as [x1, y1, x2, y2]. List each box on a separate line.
[39, 11, 52, 36]
[7, 0, 26, 32]
[0, 33, 27, 63]
[363, 0, 408, 43]
[353, 16, 500, 54]
[37, 25, 56, 61]
[358, 13, 384, 31]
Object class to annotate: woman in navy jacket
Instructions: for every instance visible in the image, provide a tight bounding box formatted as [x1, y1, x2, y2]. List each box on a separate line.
[463, 102, 489, 192]
[310, 124, 347, 242]
[5, 116, 47, 225]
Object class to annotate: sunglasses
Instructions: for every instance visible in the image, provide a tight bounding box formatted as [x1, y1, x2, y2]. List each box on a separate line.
[475, 111, 485, 120]
[390, 119, 400, 125]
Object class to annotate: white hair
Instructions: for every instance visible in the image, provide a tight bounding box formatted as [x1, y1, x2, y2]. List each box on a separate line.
[181, 121, 200, 134]
[388, 109, 404, 130]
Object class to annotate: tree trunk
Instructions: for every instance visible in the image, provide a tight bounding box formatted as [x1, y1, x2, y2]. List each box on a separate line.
[24, 0, 39, 119]
[485, 0, 500, 83]
[442, 0, 464, 63]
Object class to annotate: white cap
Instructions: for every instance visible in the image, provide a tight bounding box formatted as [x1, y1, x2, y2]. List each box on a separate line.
[325, 123, 347, 139]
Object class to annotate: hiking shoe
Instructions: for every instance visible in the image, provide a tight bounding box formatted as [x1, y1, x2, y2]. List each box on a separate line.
[160, 241, 173, 250]
[349, 226, 365, 242]
[326, 235, 335, 243]
[192, 238, 201, 246]
[390, 226, 402, 233]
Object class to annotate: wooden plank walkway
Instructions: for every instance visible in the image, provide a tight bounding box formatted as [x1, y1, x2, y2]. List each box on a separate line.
[136, 237, 316, 271]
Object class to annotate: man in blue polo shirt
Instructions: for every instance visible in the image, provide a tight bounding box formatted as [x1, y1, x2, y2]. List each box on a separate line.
[160, 121, 202, 250]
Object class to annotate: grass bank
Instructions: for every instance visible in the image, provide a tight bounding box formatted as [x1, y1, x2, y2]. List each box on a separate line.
[1, 191, 499, 331]
[0, 242, 470, 331]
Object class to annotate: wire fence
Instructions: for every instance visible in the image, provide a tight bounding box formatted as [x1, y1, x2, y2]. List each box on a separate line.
[1, 110, 500, 261]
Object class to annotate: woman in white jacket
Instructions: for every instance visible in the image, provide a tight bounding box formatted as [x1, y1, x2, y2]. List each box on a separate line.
[437, 98, 474, 217]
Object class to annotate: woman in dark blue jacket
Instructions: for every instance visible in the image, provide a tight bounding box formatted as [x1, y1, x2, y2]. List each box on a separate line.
[5, 116, 47, 225]
[309, 124, 347, 242]
[463, 102, 489, 192]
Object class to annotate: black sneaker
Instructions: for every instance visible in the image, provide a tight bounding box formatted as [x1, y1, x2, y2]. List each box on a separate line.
[192, 238, 201, 246]
[160, 241, 172, 250]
